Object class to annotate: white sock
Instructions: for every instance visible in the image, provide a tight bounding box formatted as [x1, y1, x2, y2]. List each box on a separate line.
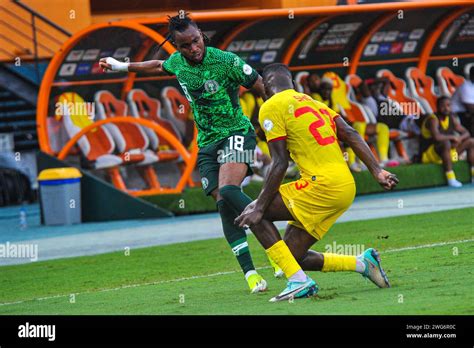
[355, 259, 366, 274]
[288, 269, 307, 282]
[244, 270, 257, 280]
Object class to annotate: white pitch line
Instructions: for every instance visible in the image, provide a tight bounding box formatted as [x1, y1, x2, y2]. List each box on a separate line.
[382, 238, 474, 253]
[1, 238, 473, 308]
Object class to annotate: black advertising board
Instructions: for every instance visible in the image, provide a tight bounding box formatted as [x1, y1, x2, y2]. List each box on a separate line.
[431, 10, 474, 57]
[290, 13, 380, 67]
[361, 8, 447, 62]
[224, 17, 312, 70]
[54, 27, 144, 82]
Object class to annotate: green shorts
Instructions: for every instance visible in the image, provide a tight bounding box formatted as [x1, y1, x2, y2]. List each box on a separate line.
[197, 131, 257, 196]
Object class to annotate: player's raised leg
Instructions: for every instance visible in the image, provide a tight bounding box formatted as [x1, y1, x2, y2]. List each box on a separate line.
[210, 188, 266, 293]
[219, 159, 283, 278]
[199, 144, 266, 294]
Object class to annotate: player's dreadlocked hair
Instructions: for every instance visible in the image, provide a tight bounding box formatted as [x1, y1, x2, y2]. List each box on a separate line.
[152, 12, 210, 58]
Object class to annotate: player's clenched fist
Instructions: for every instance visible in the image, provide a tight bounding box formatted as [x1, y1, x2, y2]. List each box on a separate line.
[99, 57, 129, 72]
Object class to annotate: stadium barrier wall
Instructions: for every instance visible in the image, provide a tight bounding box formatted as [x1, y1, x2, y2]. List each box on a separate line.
[37, 151, 174, 222]
[143, 161, 471, 215]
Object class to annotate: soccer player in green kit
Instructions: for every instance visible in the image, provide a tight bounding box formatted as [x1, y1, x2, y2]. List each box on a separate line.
[100, 13, 282, 293]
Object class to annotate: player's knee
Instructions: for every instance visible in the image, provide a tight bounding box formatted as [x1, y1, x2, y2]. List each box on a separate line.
[438, 140, 450, 151]
[218, 185, 240, 203]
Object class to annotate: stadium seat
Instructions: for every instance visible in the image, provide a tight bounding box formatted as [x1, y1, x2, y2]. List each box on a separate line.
[95, 90, 159, 166]
[376, 69, 423, 116]
[161, 86, 191, 137]
[294, 71, 309, 93]
[59, 92, 123, 170]
[464, 63, 474, 79]
[95, 90, 162, 190]
[345, 74, 377, 124]
[405, 67, 437, 114]
[58, 92, 131, 190]
[345, 74, 410, 162]
[323, 71, 372, 124]
[127, 88, 182, 162]
[436, 67, 464, 97]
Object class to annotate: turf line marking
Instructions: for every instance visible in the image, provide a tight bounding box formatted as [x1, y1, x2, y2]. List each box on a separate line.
[1, 238, 473, 308]
[382, 238, 474, 253]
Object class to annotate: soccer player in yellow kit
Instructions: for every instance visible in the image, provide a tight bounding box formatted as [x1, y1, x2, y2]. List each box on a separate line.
[235, 64, 399, 302]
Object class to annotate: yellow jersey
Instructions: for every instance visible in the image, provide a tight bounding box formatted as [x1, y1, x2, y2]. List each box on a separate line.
[259, 88, 353, 187]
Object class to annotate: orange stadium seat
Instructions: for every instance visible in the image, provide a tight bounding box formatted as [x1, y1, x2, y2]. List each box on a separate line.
[95, 90, 161, 190]
[345, 74, 410, 161]
[59, 92, 123, 170]
[161, 86, 191, 137]
[345, 74, 377, 124]
[405, 67, 437, 114]
[437, 67, 465, 97]
[376, 69, 423, 116]
[95, 90, 158, 165]
[127, 88, 182, 162]
[323, 71, 372, 124]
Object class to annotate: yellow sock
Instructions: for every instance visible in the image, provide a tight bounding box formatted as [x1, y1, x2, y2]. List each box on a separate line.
[376, 123, 390, 161]
[266, 240, 301, 278]
[446, 170, 456, 180]
[321, 253, 357, 272]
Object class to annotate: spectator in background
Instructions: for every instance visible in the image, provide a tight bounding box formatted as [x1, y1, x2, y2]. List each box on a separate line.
[451, 65, 474, 136]
[368, 77, 420, 136]
[352, 79, 398, 168]
[365, 77, 415, 163]
[312, 77, 344, 114]
[303, 73, 321, 96]
[311, 77, 396, 171]
[366, 77, 405, 130]
[420, 96, 474, 187]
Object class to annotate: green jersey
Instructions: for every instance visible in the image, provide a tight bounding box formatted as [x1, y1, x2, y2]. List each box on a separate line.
[162, 46, 259, 148]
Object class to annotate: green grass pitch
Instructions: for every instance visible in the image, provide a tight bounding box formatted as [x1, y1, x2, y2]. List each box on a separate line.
[1, 207, 473, 315]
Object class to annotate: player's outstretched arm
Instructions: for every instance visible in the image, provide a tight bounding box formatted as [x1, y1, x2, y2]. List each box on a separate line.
[235, 139, 289, 228]
[99, 57, 166, 75]
[335, 116, 399, 190]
